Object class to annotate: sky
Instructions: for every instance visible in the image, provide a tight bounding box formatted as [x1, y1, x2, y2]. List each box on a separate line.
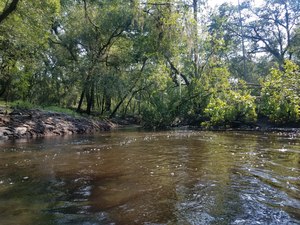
[207, 0, 264, 8]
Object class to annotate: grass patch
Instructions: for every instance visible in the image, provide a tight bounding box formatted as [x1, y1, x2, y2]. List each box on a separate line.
[0, 101, 5, 107]
[10, 100, 37, 110]
[0, 100, 13, 114]
[42, 105, 81, 117]
[1, 100, 81, 118]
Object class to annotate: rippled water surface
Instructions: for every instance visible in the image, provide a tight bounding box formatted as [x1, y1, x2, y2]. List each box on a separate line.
[0, 129, 300, 225]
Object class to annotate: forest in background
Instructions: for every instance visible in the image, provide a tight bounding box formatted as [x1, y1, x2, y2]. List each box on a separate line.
[0, 0, 300, 128]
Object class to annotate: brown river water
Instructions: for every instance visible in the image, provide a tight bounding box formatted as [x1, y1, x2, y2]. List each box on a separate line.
[0, 129, 299, 225]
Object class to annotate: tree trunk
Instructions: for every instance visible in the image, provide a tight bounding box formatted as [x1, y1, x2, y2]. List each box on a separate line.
[109, 96, 126, 119]
[101, 93, 105, 115]
[77, 90, 85, 112]
[109, 58, 148, 118]
[86, 84, 94, 115]
[238, 0, 247, 79]
[105, 92, 111, 113]
[193, 0, 199, 78]
[124, 94, 135, 116]
[77, 75, 91, 112]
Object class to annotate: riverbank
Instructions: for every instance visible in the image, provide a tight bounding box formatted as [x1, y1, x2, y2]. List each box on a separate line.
[1, 107, 299, 139]
[0, 108, 115, 139]
[191, 121, 300, 137]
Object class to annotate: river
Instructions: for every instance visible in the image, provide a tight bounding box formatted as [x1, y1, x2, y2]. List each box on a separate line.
[0, 129, 299, 224]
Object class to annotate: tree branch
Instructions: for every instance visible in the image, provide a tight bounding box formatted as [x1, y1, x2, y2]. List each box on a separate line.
[0, 0, 20, 24]
[165, 55, 190, 86]
[109, 58, 148, 118]
[82, 0, 100, 30]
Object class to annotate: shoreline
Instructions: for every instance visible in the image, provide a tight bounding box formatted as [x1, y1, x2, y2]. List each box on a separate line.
[0, 108, 115, 139]
[1, 108, 299, 139]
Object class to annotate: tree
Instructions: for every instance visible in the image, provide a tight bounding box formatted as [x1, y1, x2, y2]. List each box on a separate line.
[260, 60, 300, 123]
[0, 0, 60, 101]
[243, 0, 300, 66]
[49, 0, 136, 114]
[290, 25, 300, 62]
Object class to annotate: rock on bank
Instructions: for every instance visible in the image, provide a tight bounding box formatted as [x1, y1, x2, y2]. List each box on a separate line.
[0, 108, 114, 139]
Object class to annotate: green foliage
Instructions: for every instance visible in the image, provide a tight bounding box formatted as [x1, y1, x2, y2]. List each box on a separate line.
[43, 106, 80, 117]
[203, 90, 257, 127]
[140, 99, 174, 129]
[200, 66, 257, 127]
[139, 62, 178, 128]
[1, 0, 300, 128]
[9, 100, 80, 117]
[10, 100, 37, 110]
[140, 88, 180, 129]
[0, 0, 60, 101]
[260, 60, 300, 124]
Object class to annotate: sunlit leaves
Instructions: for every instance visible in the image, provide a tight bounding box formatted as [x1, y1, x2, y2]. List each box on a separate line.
[201, 66, 257, 126]
[260, 60, 300, 123]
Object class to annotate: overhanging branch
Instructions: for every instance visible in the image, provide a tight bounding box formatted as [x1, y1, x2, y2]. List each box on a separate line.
[0, 0, 20, 24]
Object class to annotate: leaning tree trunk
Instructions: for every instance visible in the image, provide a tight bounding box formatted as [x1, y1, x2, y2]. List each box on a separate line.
[77, 90, 85, 112]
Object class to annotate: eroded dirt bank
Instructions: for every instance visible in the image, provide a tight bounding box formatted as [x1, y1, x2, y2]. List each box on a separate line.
[0, 108, 115, 139]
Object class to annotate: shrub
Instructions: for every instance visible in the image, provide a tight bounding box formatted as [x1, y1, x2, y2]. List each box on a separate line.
[260, 60, 300, 124]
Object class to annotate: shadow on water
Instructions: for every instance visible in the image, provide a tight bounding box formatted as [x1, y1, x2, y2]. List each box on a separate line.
[0, 130, 299, 224]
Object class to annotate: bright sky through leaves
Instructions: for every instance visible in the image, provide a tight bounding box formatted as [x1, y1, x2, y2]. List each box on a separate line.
[208, 0, 263, 7]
